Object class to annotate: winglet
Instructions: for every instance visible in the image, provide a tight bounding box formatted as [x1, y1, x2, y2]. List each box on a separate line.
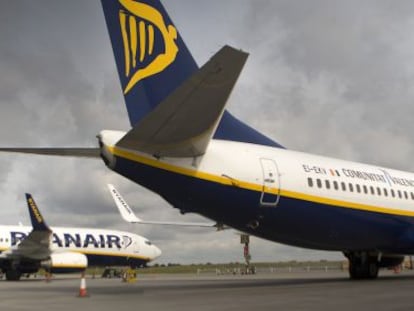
[107, 184, 141, 223]
[108, 184, 228, 229]
[25, 193, 51, 232]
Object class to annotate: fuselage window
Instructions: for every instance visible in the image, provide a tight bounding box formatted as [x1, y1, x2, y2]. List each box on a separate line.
[411, 192, 414, 200]
[348, 183, 354, 192]
[383, 188, 388, 197]
[363, 185, 368, 194]
[376, 187, 381, 196]
[398, 190, 402, 199]
[404, 191, 408, 199]
[333, 181, 339, 190]
[341, 182, 346, 191]
[356, 184, 361, 193]
[325, 180, 330, 189]
[370, 186, 375, 195]
[391, 189, 395, 198]
[307, 177, 313, 187]
[316, 179, 322, 188]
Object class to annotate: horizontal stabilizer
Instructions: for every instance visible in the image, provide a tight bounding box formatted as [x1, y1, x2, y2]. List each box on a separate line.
[0, 148, 100, 158]
[108, 184, 222, 228]
[116, 45, 248, 157]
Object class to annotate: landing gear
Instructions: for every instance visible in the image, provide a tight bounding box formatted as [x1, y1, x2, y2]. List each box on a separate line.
[5, 269, 22, 281]
[349, 260, 378, 279]
[345, 252, 379, 280]
[240, 234, 255, 274]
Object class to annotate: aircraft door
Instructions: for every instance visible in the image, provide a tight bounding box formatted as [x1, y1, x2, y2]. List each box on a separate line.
[259, 158, 280, 207]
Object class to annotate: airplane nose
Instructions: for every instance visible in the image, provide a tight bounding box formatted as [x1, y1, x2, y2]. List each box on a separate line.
[153, 245, 162, 259]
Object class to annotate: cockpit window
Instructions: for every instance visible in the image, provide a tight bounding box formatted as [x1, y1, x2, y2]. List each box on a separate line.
[145, 240, 152, 246]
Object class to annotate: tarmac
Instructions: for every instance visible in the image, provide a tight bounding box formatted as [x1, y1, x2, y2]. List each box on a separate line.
[1, 269, 414, 311]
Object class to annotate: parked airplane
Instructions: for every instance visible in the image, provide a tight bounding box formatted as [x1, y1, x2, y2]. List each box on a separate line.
[0, 193, 161, 281]
[0, 0, 412, 279]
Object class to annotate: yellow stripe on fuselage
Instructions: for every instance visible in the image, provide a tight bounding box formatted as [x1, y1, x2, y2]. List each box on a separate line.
[110, 146, 263, 191]
[51, 264, 86, 269]
[64, 249, 151, 261]
[110, 146, 414, 218]
[0, 247, 150, 262]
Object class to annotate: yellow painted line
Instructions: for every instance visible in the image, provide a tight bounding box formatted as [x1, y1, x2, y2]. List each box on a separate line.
[111, 146, 414, 218]
[138, 20, 146, 63]
[119, 11, 130, 77]
[148, 24, 154, 55]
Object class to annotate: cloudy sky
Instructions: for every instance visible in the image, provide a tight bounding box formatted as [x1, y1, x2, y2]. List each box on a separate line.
[1, 0, 414, 264]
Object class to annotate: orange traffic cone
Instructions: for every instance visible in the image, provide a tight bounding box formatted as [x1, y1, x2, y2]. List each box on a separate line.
[78, 272, 89, 297]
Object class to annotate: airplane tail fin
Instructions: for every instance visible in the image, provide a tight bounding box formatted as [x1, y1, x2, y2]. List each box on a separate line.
[101, 0, 198, 127]
[101, 0, 284, 149]
[25, 194, 51, 232]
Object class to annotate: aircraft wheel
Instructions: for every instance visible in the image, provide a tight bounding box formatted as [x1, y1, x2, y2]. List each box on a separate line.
[5, 269, 22, 281]
[348, 257, 379, 279]
[367, 262, 379, 279]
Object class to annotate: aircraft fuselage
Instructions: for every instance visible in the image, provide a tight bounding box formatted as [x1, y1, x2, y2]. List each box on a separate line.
[99, 130, 414, 254]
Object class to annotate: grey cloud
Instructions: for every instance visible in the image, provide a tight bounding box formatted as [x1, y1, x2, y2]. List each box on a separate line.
[1, 0, 413, 264]
[225, 1, 414, 172]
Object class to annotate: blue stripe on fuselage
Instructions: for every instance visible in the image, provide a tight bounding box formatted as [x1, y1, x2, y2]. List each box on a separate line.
[86, 253, 148, 268]
[50, 254, 148, 273]
[112, 155, 414, 254]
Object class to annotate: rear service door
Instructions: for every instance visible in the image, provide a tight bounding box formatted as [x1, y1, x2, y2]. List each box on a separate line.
[259, 158, 280, 206]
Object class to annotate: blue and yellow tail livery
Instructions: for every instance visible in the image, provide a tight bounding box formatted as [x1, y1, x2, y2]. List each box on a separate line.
[101, 0, 198, 126]
[25, 193, 51, 232]
[101, 0, 283, 148]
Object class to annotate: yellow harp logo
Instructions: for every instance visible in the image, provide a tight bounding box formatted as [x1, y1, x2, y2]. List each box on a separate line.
[28, 198, 43, 224]
[118, 0, 179, 94]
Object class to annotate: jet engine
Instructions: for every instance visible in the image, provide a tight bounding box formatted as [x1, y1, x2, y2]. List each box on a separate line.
[41, 252, 88, 272]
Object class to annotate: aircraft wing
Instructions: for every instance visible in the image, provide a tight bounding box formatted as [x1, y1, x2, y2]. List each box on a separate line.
[107, 184, 227, 229]
[116, 46, 248, 158]
[0, 148, 100, 158]
[0, 194, 52, 260]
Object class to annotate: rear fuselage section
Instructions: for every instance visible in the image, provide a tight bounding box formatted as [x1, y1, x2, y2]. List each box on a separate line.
[99, 130, 414, 253]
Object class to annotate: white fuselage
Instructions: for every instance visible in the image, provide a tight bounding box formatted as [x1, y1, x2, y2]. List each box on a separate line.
[102, 129, 414, 217]
[0, 225, 161, 264]
[99, 129, 414, 252]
